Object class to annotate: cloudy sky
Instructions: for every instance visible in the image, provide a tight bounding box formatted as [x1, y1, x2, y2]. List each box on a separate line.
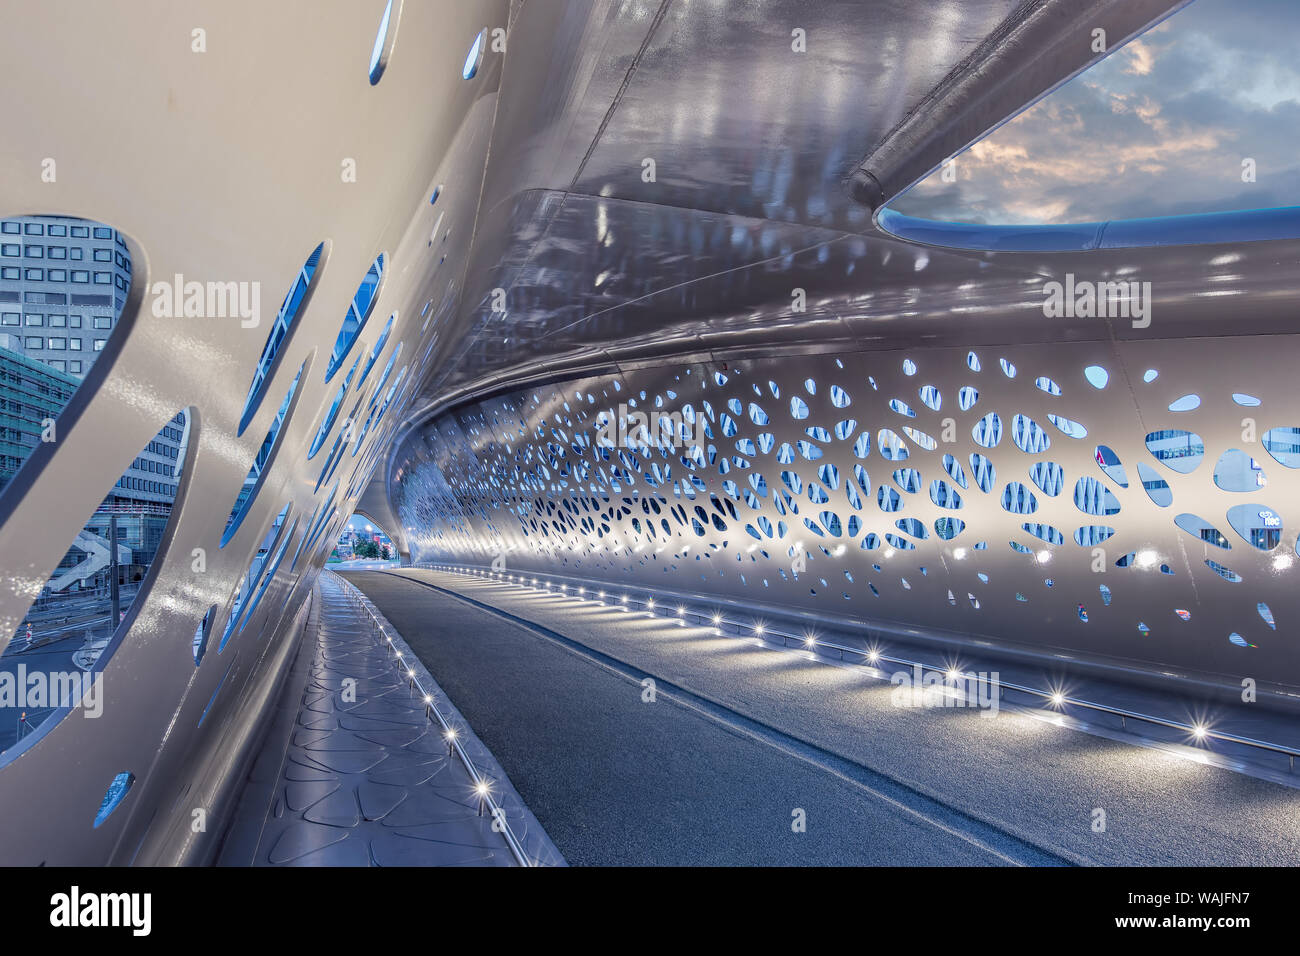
[888, 0, 1300, 224]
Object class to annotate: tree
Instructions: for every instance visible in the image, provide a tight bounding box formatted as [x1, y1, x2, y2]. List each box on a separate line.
[380, 544, 390, 560]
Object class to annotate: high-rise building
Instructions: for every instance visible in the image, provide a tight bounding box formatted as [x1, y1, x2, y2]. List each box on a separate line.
[0, 215, 187, 591]
[0, 215, 129, 375]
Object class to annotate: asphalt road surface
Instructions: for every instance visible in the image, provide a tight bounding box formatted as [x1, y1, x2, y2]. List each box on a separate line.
[341, 569, 1300, 866]
[341, 570, 1073, 865]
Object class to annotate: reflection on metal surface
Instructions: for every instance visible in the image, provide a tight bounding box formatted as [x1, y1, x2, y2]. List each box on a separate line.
[0, 0, 1297, 867]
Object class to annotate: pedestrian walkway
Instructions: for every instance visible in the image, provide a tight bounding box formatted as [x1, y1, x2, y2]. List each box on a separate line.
[217, 572, 560, 866]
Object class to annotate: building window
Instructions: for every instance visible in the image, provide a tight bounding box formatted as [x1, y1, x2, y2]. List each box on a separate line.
[93, 272, 111, 284]
[0, 268, 17, 280]
[70, 225, 88, 238]
[69, 337, 81, 350]
[70, 361, 82, 373]
[48, 338, 65, 350]
[1, 223, 18, 235]
[92, 227, 111, 239]
[91, 316, 111, 330]
[23, 223, 43, 235]
[49, 360, 65, 371]
[24, 268, 42, 281]
[70, 248, 82, 261]
[1, 313, 18, 326]
[24, 336, 42, 349]
[25, 314, 42, 326]
[23, 245, 43, 258]
[48, 246, 65, 259]
[47, 269, 66, 282]
[47, 224, 66, 237]
[48, 314, 66, 327]
[92, 249, 111, 262]
[0, 244, 17, 257]
[71, 270, 88, 283]
[93, 339, 106, 351]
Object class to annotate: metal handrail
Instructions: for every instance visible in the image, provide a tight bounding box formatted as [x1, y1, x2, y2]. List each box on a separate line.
[421, 562, 1300, 772]
[324, 571, 534, 866]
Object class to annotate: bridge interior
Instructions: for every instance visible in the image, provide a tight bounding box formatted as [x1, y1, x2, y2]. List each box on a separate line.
[0, 0, 1297, 869]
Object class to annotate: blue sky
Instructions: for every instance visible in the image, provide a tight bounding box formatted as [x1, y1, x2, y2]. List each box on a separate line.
[888, 0, 1300, 224]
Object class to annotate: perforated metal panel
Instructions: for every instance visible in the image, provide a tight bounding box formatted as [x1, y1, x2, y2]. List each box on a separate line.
[391, 336, 1300, 694]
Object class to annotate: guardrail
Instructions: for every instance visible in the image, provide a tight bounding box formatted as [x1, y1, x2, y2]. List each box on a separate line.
[420, 562, 1300, 774]
[324, 570, 534, 866]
